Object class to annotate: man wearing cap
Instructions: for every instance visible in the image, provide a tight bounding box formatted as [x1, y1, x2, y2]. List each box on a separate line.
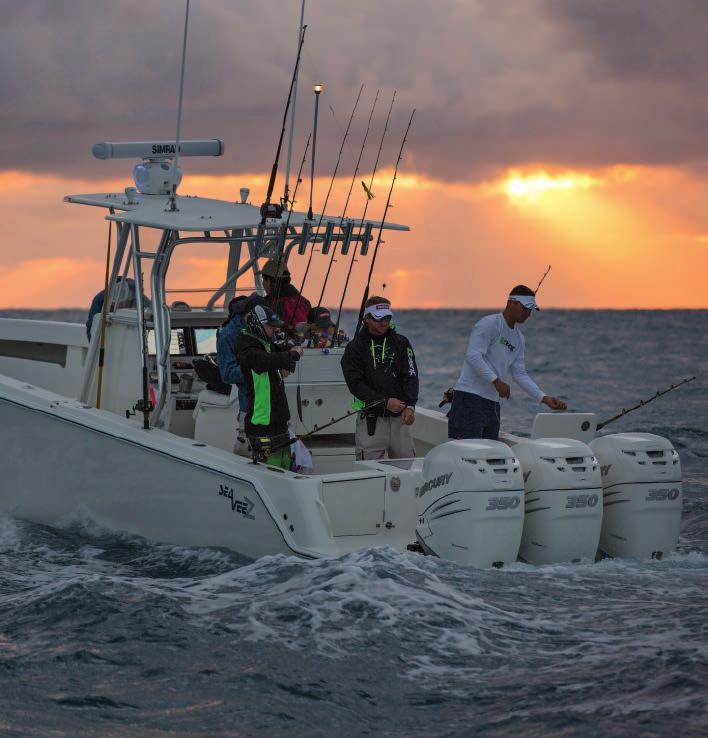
[307, 306, 336, 348]
[448, 284, 567, 441]
[236, 304, 304, 468]
[260, 258, 311, 332]
[341, 296, 419, 460]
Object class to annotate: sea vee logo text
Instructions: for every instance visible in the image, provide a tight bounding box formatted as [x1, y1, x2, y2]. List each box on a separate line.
[219, 484, 255, 519]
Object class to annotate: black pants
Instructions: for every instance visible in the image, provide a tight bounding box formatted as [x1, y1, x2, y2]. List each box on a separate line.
[447, 390, 501, 440]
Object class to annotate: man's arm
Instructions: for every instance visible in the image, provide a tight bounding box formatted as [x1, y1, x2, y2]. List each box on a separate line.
[464, 318, 498, 384]
[217, 326, 244, 386]
[398, 337, 419, 406]
[509, 341, 546, 402]
[238, 343, 299, 375]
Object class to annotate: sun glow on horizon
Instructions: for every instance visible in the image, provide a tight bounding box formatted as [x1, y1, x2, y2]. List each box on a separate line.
[502, 170, 600, 203]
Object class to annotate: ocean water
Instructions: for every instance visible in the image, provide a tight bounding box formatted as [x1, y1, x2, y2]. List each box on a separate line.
[0, 309, 706, 737]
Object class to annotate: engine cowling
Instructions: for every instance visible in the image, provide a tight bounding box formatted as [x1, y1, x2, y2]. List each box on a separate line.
[590, 432, 682, 560]
[415, 440, 524, 567]
[504, 436, 603, 564]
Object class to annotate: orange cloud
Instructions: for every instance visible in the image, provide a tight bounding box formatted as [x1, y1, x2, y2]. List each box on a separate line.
[0, 165, 705, 310]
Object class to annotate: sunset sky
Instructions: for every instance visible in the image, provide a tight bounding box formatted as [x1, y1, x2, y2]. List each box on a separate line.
[1, 0, 707, 309]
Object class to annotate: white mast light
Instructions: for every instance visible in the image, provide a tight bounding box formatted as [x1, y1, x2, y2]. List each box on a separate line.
[92, 139, 224, 160]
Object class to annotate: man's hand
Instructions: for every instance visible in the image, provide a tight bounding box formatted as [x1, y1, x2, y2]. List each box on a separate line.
[493, 378, 511, 399]
[542, 395, 567, 410]
[289, 346, 304, 360]
[386, 397, 406, 413]
[281, 369, 291, 378]
[401, 407, 415, 426]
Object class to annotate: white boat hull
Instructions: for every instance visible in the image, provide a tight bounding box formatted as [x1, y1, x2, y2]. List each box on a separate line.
[0, 376, 338, 560]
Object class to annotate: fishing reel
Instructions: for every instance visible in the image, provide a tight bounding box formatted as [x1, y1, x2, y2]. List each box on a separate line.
[272, 332, 298, 351]
[438, 387, 454, 408]
[260, 202, 283, 220]
[125, 397, 155, 419]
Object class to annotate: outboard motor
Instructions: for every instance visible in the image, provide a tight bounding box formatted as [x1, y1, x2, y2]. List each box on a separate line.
[590, 433, 682, 560]
[504, 436, 603, 564]
[415, 440, 524, 567]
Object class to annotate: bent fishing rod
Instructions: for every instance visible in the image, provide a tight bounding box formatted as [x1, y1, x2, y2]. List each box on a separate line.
[313, 89, 380, 316]
[332, 90, 396, 344]
[355, 108, 416, 334]
[260, 23, 307, 224]
[596, 376, 697, 431]
[255, 398, 386, 461]
[534, 265, 551, 294]
[292, 84, 364, 321]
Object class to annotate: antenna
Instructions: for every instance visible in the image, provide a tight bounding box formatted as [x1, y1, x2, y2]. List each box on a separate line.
[168, 0, 191, 212]
[261, 24, 307, 224]
[293, 84, 364, 319]
[283, 0, 306, 207]
[308, 83, 323, 220]
[332, 90, 396, 340]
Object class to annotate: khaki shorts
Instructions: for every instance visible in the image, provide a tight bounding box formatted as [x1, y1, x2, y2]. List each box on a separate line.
[355, 414, 416, 461]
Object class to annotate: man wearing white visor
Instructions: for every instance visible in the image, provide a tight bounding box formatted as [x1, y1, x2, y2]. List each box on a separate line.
[341, 296, 419, 459]
[448, 284, 567, 441]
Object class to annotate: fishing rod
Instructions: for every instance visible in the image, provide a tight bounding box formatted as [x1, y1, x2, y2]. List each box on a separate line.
[596, 376, 697, 431]
[332, 90, 396, 343]
[313, 89, 380, 315]
[355, 108, 416, 334]
[283, 0, 306, 208]
[534, 264, 551, 294]
[252, 398, 386, 462]
[271, 134, 311, 320]
[260, 23, 307, 224]
[292, 84, 364, 320]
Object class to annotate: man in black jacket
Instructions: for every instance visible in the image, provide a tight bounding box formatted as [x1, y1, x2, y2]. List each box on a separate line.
[341, 296, 419, 460]
[236, 304, 303, 468]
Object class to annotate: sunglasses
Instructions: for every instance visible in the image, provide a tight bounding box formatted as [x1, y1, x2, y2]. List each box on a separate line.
[368, 314, 392, 323]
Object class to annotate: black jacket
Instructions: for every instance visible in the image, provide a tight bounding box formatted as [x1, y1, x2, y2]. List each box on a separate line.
[340, 326, 419, 416]
[236, 330, 298, 436]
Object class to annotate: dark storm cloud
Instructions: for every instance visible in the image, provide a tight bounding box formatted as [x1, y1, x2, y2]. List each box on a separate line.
[1, 0, 708, 182]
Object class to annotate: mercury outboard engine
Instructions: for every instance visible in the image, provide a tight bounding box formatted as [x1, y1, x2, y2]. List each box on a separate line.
[590, 433, 682, 560]
[504, 436, 603, 565]
[415, 440, 524, 567]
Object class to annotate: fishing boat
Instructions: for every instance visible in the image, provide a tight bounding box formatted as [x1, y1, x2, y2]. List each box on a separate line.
[0, 135, 684, 566]
[0, 5, 683, 567]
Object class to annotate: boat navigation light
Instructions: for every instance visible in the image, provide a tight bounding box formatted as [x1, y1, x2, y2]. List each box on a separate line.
[92, 139, 224, 160]
[314, 84, 323, 94]
[240, 187, 250, 204]
[132, 160, 182, 196]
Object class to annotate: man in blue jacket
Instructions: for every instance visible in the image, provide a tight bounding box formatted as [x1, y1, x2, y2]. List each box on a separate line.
[216, 295, 251, 411]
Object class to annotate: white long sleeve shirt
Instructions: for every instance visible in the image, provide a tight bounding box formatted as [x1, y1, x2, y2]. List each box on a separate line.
[454, 313, 545, 403]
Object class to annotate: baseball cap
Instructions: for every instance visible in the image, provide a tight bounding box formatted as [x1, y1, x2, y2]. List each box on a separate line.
[253, 303, 284, 327]
[309, 307, 335, 329]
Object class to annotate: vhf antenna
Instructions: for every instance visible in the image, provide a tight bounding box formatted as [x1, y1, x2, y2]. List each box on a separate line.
[260, 24, 307, 224]
[293, 84, 364, 319]
[332, 90, 396, 342]
[314, 89, 380, 314]
[356, 109, 416, 333]
[168, 0, 191, 212]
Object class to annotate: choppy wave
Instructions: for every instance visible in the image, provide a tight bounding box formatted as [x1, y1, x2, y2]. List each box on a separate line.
[1, 309, 707, 737]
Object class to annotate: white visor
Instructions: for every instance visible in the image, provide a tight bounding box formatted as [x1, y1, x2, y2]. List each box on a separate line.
[365, 303, 393, 320]
[509, 294, 540, 311]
